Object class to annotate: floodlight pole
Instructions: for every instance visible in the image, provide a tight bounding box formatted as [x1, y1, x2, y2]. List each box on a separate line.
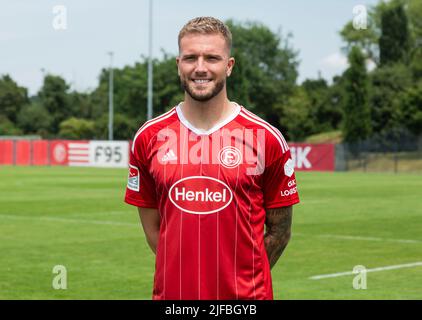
[147, 0, 153, 120]
[108, 51, 114, 141]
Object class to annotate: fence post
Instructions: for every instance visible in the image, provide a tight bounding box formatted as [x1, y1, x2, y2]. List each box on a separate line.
[335, 144, 347, 171]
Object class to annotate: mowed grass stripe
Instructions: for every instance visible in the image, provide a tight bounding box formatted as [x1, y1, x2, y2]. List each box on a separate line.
[0, 166, 421, 299]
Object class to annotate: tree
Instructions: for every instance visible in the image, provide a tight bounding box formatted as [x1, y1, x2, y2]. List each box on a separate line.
[379, 0, 411, 65]
[0, 115, 22, 135]
[68, 91, 96, 119]
[38, 75, 71, 134]
[58, 117, 95, 139]
[0, 75, 28, 123]
[370, 63, 412, 134]
[277, 87, 314, 141]
[94, 113, 138, 140]
[343, 47, 371, 143]
[225, 20, 299, 130]
[398, 81, 422, 135]
[406, 0, 422, 78]
[91, 52, 182, 128]
[17, 102, 52, 136]
[340, 20, 380, 65]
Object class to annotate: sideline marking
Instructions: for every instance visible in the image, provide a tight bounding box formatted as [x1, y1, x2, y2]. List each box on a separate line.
[294, 233, 422, 244]
[0, 214, 138, 227]
[310, 261, 422, 280]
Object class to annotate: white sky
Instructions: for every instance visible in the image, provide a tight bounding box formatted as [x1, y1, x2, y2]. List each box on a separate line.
[0, 0, 379, 95]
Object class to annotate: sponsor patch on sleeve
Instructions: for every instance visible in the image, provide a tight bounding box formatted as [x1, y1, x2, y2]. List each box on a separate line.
[127, 164, 140, 192]
[284, 158, 294, 177]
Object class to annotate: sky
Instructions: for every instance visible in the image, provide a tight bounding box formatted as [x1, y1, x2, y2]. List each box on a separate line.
[0, 0, 380, 95]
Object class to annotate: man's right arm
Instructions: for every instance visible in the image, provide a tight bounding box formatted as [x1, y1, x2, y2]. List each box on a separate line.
[137, 207, 160, 255]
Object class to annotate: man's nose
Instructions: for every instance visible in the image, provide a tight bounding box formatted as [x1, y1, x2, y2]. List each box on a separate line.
[194, 57, 207, 73]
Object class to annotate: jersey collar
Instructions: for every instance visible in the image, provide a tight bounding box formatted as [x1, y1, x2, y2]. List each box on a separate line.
[176, 102, 241, 136]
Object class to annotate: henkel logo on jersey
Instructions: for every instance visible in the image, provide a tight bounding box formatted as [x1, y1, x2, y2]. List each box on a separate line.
[169, 176, 233, 214]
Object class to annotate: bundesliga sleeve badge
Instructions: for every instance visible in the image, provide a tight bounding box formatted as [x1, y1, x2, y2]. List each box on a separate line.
[127, 164, 140, 192]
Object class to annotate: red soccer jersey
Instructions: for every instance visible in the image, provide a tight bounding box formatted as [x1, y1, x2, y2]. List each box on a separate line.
[125, 103, 300, 300]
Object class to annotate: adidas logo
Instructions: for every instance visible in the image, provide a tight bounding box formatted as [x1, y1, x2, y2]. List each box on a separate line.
[161, 149, 178, 162]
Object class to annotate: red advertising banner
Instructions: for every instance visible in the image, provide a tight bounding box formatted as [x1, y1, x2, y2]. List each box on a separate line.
[289, 143, 335, 171]
[32, 140, 49, 165]
[15, 140, 31, 165]
[0, 139, 335, 171]
[0, 140, 14, 165]
[49, 141, 69, 166]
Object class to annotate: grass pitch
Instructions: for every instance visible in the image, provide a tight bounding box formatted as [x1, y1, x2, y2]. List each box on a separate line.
[0, 166, 421, 299]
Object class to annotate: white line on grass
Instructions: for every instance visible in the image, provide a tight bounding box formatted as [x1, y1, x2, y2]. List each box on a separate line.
[310, 261, 422, 280]
[0, 214, 138, 227]
[294, 233, 422, 244]
[1, 214, 421, 245]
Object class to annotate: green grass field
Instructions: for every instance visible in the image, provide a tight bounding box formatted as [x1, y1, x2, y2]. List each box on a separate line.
[0, 166, 421, 300]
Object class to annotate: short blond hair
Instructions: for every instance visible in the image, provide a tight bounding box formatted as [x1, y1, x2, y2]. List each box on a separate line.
[178, 17, 232, 53]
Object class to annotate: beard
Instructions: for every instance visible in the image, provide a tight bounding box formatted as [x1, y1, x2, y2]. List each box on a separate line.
[180, 77, 226, 102]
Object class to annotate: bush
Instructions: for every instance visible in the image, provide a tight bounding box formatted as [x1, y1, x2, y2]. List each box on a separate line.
[58, 117, 95, 139]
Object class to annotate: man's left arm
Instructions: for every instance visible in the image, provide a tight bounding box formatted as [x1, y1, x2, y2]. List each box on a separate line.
[264, 206, 293, 269]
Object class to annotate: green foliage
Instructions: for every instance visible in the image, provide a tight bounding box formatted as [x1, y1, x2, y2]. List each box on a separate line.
[58, 117, 95, 139]
[343, 47, 371, 143]
[302, 79, 340, 133]
[340, 20, 380, 65]
[17, 103, 52, 136]
[305, 130, 343, 144]
[0, 115, 22, 135]
[399, 81, 422, 135]
[277, 87, 314, 141]
[94, 113, 138, 140]
[226, 20, 299, 127]
[370, 63, 413, 134]
[2, 12, 422, 142]
[38, 75, 71, 134]
[68, 91, 96, 119]
[0, 75, 28, 123]
[379, 0, 411, 65]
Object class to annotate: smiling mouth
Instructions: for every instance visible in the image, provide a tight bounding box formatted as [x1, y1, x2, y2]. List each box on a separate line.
[192, 79, 211, 84]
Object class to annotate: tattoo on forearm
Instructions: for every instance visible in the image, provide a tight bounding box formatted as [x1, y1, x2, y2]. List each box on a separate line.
[264, 206, 292, 269]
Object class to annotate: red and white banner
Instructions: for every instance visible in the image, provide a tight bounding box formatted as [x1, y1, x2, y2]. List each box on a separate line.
[289, 143, 335, 171]
[0, 140, 129, 168]
[0, 140, 335, 171]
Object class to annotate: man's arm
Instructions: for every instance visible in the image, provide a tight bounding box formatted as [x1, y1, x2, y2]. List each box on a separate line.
[137, 207, 160, 255]
[264, 206, 293, 269]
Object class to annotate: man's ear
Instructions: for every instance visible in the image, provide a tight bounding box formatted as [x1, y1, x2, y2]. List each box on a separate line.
[226, 57, 235, 77]
[176, 56, 180, 77]
[176, 56, 180, 76]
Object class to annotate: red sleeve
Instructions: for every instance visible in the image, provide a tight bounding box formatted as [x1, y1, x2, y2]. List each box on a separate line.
[124, 138, 158, 208]
[262, 133, 300, 209]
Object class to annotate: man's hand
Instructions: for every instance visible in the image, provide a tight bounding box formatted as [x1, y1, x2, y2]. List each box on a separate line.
[264, 206, 293, 269]
[138, 207, 160, 254]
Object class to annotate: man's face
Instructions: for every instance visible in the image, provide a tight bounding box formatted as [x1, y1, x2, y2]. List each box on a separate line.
[177, 33, 235, 102]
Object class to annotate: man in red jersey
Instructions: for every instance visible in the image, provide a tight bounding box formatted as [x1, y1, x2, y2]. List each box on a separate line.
[125, 17, 299, 300]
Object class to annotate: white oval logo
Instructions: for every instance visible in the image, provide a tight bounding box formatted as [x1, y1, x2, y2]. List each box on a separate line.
[169, 176, 233, 214]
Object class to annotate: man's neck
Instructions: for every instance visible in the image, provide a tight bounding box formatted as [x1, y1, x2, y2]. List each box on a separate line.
[180, 93, 236, 132]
